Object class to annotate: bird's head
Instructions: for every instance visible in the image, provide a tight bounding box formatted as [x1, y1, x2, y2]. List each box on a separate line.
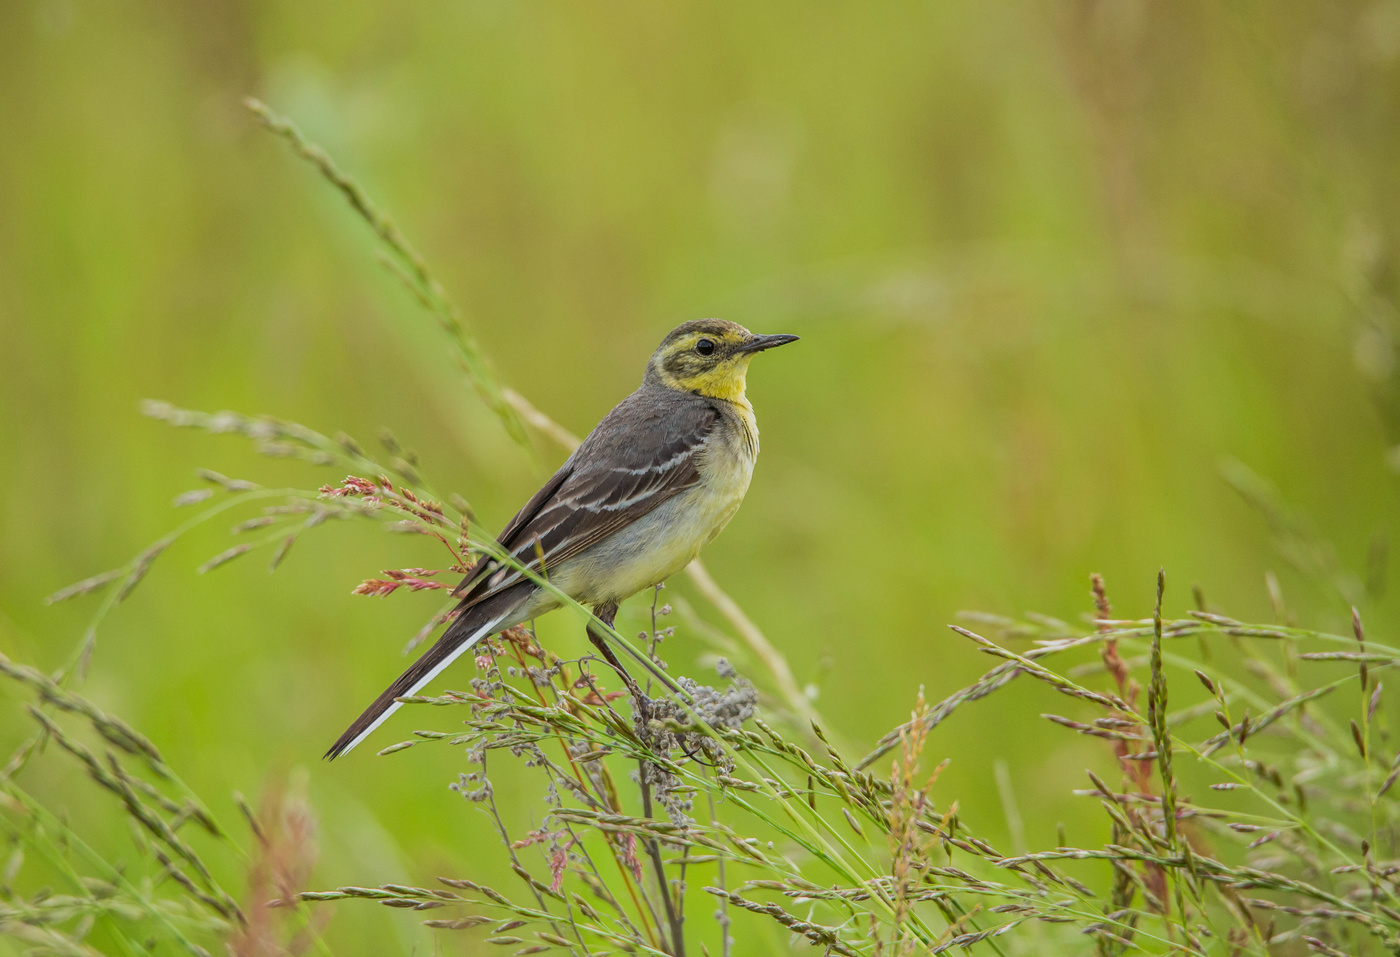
[645, 319, 799, 401]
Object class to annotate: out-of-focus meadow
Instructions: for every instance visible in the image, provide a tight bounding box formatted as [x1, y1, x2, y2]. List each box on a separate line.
[3, 1, 1400, 952]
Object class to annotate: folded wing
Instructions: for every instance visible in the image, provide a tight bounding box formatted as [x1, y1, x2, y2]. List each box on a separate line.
[453, 391, 719, 609]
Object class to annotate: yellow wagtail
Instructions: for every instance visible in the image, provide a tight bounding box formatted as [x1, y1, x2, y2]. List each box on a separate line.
[327, 319, 798, 758]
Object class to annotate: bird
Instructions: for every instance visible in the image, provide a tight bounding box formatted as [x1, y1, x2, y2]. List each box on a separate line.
[326, 319, 799, 758]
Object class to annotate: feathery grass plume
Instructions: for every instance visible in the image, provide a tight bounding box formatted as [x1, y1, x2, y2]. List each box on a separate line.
[242, 99, 531, 452]
[1087, 574, 1154, 954]
[230, 784, 324, 957]
[0, 652, 265, 955]
[4, 577, 339, 955]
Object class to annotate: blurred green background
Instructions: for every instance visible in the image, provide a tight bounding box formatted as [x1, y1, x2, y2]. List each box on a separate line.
[4, 0, 1400, 952]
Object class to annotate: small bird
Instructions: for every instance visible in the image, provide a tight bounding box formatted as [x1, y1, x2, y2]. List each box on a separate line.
[326, 319, 798, 758]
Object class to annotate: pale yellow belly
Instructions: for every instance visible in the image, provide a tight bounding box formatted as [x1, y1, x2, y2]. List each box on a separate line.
[539, 441, 755, 609]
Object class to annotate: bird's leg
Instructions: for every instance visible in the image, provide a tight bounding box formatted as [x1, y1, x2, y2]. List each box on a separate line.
[586, 603, 651, 722]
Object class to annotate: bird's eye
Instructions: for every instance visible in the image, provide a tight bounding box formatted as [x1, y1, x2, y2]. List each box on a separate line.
[695, 338, 716, 356]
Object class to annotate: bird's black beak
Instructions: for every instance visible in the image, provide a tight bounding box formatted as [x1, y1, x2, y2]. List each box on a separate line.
[738, 333, 800, 354]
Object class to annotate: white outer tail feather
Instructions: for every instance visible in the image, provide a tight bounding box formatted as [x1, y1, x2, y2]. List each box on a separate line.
[334, 612, 508, 757]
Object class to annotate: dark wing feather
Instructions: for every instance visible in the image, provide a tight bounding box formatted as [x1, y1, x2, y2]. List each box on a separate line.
[451, 459, 575, 598]
[453, 390, 718, 609]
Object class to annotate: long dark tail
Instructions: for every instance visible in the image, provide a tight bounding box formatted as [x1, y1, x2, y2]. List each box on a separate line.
[325, 592, 521, 759]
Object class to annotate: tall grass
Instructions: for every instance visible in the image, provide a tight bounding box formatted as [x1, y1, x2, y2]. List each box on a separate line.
[4, 101, 1397, 956]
